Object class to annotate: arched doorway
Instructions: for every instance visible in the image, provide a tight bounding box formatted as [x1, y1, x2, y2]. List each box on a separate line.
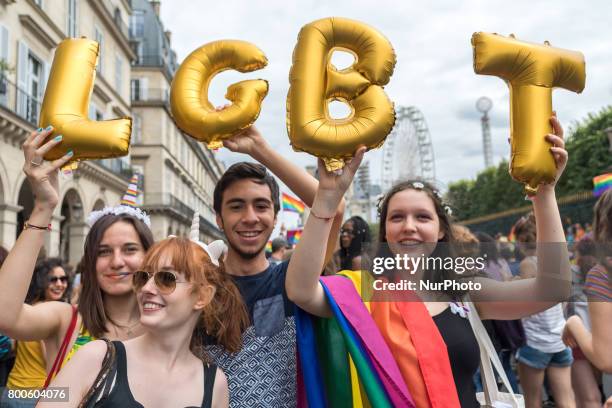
[59, 189, 85, 265]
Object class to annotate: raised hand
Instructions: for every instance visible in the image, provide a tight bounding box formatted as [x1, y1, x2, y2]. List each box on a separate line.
[22, 126, 73, 210]
[545, 113, 568, 188]
[311, 147, 366, 217]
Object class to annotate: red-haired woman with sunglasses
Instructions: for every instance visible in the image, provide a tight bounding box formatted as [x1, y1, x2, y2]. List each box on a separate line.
[40, 236, 248, 408]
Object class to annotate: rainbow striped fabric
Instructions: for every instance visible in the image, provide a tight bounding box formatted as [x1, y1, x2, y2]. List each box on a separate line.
[593, 173, 612, 197]
[287, 229, 302, 246]
[282, 192, 305, 214]
[120, 174, 140, 207]
[265, 241, 272, 253]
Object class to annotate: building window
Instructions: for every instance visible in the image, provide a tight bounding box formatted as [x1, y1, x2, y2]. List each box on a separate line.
[129, 10, 145, 38]
[94, 26, 104, 74]
[67, 0, 77, 37]
[33, 0, 43, 7]
[26, 53, 42, 124]
[115, 54, 122, 95]
[130, 79, 140, 101]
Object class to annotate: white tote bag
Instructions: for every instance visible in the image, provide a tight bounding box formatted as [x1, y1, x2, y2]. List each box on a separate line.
[459, 298, 525, 408]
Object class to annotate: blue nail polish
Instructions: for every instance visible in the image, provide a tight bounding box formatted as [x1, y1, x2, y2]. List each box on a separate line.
[45, 125, 53, 131]
[67, 150, 74, 157]
[37, 128, 43, 133]
[54, 135, 63, 142]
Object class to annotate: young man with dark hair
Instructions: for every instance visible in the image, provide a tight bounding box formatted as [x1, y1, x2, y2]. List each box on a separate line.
[205, 126, 343, 407]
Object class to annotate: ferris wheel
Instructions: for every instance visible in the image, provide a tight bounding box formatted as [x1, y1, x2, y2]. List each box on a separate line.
[381, 106, 436, 193]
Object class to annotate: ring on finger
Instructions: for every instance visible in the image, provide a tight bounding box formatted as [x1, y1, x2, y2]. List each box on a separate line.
[30, 159, 43, 166]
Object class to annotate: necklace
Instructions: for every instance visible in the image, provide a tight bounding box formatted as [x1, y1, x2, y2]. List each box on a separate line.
[112, 319, 140, 337]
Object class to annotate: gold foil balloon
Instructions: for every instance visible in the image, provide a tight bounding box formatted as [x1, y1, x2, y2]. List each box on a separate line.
[170, 40, 269, 149]
[40, 38, 131, 164]
[287, 17, 396, 171]
[472, 32, 585, 195]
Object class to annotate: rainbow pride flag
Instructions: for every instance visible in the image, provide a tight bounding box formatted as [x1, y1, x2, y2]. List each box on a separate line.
[120, 174, 141, 207]
[265, 240, 272, 253]
[593, 173, 612, 197]
[287, 229, 302, 246]
[282, 192, 305, 214]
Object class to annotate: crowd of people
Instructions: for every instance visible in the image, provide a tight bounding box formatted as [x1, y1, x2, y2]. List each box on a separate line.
[0, 116, 609, 407]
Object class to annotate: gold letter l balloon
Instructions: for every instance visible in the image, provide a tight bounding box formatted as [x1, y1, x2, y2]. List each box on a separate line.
[170, 40, 269, 149]
[287, 17, 396, 171]
[472, 32, 585, 195]
[40, 38, 131, 163]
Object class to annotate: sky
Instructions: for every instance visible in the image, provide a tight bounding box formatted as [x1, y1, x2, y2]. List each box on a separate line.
[160, 0, 612, 197]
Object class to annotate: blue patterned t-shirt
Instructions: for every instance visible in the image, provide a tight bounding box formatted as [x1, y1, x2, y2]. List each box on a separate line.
[205, 261, 296, 407]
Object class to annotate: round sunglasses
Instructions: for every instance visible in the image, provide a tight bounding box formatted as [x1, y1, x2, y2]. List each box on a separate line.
[132, 270, 190, 295]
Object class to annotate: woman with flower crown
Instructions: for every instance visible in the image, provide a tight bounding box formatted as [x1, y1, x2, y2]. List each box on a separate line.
[286, 116, 572, 407]
[0, 127, 155, 399]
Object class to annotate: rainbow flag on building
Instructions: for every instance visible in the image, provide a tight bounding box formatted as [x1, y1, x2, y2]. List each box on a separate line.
[287, 229, 302, 246]
[282, 192, 305, 214]
[120, 174, 141, 207]
[593, 173, 612, 197]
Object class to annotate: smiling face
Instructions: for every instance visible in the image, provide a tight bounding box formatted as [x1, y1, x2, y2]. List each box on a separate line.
[95, 221, 146, 296]
[136, 240, 215, 333]
[384, 189, 445, 257]
[45, 266, 68, 301]
[216, 179, 276, 260]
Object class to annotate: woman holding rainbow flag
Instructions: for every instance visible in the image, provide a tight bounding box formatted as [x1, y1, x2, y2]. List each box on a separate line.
[286, 115, 572, 407]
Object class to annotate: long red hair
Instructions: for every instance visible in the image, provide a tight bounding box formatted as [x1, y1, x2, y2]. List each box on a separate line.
[141, 237, 248, 354]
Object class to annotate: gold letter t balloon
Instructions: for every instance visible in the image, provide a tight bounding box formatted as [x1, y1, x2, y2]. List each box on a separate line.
[287, 17, 396, 171]
[40, 38, 131, 165]
[472, 32, 585, 195]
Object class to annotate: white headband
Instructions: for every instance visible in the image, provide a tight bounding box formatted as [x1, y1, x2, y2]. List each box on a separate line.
[87, 205, 151, 227]
[187, 212, 227, 267]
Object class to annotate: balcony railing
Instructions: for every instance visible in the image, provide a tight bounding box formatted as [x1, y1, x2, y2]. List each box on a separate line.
[100, 0, 130, 39]
[142, 193, 221, 236]
[132, 55, 176, 79]
[94, 158, 133, 181]
[0, 74, 41, 126]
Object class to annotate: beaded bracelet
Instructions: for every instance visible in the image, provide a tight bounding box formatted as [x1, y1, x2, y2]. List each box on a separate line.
[24, 221, 52, 231]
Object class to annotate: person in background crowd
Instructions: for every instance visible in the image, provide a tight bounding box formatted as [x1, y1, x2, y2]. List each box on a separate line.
[476, 232, 512, 282]
[565, 237, 602, 408]
[4, 258, 71, 406]
[269, 237, 290, 266]
[514, 213, 575, 408]
[563, 189, 612, 376]
[0, 245, 12, 388]
[332, 215, 372, 273]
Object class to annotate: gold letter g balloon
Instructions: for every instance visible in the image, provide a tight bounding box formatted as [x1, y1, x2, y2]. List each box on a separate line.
[170, 40, 269, 149]
[287, 17, 396, 171]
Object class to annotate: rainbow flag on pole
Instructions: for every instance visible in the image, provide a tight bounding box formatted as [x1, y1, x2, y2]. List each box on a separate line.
[282, 192, 305, 214]
[593, 173, 612, 197]
[287, 229, 302, 246]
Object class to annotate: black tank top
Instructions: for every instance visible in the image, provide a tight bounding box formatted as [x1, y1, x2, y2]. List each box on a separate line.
[94, 341, 216, 408]
[433, 307, 480, 408]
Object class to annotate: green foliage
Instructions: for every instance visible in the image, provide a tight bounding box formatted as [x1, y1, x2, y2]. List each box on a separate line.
[447, 106, 612, 221]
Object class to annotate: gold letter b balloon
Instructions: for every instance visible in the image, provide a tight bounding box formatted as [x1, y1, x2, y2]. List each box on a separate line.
[40, 38, 131, 163]
[472, 32, 585, 195]
[170, 40, 269, 149]
[287, 17, 396, 171]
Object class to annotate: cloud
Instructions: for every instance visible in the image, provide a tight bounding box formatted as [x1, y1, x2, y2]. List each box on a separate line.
[160, 0, 612, 188]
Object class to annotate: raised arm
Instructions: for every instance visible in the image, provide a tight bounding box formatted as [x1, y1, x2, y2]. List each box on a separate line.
[286, 148, 364, 317]
[0, 127, 73, 341]
[223, 125, 345, 265]
[474, 115, 571, 320]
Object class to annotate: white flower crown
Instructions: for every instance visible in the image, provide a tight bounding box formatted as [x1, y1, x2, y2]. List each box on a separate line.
[86, 205, 151, 228]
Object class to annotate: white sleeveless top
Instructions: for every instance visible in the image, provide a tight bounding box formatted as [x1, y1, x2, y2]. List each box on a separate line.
[520, 256, 567, 353]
